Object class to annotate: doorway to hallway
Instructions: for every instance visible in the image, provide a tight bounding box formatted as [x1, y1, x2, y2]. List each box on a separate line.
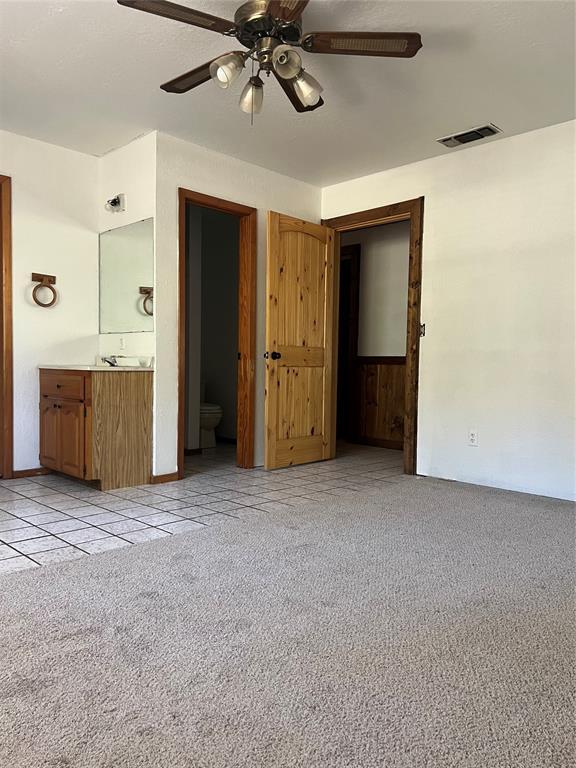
[324, 197, 424, 475]
[337, 221, 411, 463]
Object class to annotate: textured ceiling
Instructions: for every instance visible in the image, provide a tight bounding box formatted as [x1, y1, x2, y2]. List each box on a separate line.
[0, 0, 574, 185]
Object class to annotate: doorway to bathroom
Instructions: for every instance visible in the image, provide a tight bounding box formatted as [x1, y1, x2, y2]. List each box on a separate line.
[178, 189, 257, 477]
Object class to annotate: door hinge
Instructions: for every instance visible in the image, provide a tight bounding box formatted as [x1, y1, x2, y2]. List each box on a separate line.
[420, 323, 426, 338]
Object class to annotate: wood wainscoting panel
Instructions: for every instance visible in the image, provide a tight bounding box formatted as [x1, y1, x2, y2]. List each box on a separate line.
[354, 357, 406, 449]
[91, 371, 153, 490]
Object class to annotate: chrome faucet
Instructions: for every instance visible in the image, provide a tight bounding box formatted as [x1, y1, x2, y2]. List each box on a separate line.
[102, 356, 118, 367]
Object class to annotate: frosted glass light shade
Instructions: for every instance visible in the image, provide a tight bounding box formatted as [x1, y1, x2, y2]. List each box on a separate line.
[272, 44, 302, 80]
[239, 77, 264, 114]
[210, 53, 245, 89]
[294, 71, 324, 106]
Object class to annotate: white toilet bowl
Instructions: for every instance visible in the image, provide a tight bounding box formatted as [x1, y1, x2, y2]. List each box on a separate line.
[199, 403, 223, 449]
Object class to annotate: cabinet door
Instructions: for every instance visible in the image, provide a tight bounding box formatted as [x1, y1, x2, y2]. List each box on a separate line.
[40, 398, 60, 471]
[59, 401, 85, 479]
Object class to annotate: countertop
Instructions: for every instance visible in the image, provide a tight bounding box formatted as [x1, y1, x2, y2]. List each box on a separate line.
[39, 365, 154, 372]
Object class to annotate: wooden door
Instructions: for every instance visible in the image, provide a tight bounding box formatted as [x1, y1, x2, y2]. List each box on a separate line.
[39, 398, 59, 470]
[59, 400, 85, 478]
[265, 212, 337, 469]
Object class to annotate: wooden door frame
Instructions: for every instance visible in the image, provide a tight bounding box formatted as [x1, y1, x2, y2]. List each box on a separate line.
[323, 197, 424, 475]
[0, 175, 13, 479]
[178, 188, 257, 477]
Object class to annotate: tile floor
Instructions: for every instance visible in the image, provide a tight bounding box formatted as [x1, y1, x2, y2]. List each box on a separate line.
[0, 443, 405, 574]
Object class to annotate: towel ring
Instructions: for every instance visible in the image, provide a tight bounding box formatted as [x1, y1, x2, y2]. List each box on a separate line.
[139, 286, 153, 317]
[32, 273, 57, 308]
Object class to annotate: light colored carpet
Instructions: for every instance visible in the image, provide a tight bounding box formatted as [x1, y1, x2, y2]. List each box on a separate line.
[0, 477, 574, 768]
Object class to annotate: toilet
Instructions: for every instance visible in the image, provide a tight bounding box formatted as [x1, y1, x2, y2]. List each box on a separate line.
[199, 402, 223, 449]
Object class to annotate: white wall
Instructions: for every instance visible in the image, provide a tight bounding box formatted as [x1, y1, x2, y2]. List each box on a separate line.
[324, 120, 576, 501]
[155, 132, 321, 473]
[0, 130, 99, 471]
[341, 222, 410, 357]
[97, 132, 156, 359]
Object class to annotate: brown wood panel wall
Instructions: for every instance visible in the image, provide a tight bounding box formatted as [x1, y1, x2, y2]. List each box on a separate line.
[353, 357, 406, 449]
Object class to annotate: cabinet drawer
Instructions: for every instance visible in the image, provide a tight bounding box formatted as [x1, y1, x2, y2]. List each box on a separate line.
[40, 372, 85, 401]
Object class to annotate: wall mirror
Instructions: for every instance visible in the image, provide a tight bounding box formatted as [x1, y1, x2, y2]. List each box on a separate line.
[99, 218, 154, 333]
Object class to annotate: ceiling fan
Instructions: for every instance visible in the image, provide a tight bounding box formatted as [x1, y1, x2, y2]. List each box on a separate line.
[117, 0, 422, 116]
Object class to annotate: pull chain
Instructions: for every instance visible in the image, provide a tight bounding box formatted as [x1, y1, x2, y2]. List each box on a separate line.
[251, 57, 255, 127]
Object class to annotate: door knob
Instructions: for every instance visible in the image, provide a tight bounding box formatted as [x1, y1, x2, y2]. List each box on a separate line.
[264, 351, 282, 360]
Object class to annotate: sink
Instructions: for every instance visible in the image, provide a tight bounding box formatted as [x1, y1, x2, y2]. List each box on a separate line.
[97, 356, 154, 369]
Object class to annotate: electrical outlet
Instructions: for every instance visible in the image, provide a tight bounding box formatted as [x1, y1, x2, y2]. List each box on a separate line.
[468, 429, 479, 447]
[119, 336, 126, 351]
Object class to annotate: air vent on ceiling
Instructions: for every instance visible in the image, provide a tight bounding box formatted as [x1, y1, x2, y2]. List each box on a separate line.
[437, 123, 502, 148]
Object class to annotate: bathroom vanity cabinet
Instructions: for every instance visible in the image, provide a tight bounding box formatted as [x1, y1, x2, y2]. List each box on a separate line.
[39, 368, 152, 490]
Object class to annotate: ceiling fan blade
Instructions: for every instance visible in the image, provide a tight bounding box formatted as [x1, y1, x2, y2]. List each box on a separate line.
[161, 57, 216, 93]
[273, 71, 324, 113]
[267, 1, 309, 22]
[301, 31, 422, 58]
[117, 0, 234, 35]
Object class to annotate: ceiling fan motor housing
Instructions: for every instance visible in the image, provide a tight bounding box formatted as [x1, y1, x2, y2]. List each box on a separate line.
[234, 0, 302, 49]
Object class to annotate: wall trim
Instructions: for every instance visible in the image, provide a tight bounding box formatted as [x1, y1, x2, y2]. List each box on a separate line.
[0, 175, 13, 479]
[151, 472, 179, 484]
[12, 467, 51, 479]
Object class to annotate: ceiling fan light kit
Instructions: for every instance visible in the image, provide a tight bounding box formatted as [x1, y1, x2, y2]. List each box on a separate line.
[117, 0, 422, 117]
[209, 52, 246, 88]
[239, 75, 265, 114]
[293, 70, 323, 107]
[272, 44, 303, 79]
